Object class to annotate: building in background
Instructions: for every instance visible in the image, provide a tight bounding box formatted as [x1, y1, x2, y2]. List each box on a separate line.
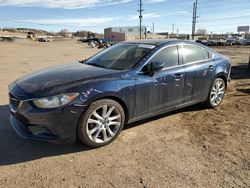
[104, 26, 169, 42]
[104, 26, 146, 42]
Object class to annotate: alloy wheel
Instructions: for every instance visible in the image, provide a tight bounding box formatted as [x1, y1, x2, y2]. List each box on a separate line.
[86, 105, 121, 143]
[210, 79, 225, 107]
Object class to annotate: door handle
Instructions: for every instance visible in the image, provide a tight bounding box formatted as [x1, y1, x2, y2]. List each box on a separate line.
[208, 65, 214, 70]
[174, 73, 184, 78]
[174, 73, 184, 80]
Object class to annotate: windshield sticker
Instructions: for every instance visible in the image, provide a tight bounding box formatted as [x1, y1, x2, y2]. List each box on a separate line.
[138, 44, 155, 49]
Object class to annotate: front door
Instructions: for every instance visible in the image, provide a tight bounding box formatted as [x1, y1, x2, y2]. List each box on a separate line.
[135, 45, 184, 117]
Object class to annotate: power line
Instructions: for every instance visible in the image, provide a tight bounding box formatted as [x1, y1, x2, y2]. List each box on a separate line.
[0, 18, 110, 27]
[138, 0, 144, 39]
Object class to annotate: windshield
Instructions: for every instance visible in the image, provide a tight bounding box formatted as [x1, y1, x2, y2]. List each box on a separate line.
[85, 44, 154, 70]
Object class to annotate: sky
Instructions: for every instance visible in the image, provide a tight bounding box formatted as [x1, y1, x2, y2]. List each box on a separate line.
[0, 0, 250, 34]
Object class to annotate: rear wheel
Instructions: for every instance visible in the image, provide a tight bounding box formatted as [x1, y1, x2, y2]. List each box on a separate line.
[206, 78, 226, 108]
[77, 99, 125, 148]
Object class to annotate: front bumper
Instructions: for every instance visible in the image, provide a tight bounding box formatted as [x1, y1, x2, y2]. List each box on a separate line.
[10, 114, 60, 142]
[9, 83, 85, 144]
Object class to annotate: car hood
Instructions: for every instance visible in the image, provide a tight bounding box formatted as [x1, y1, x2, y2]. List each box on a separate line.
[15, 62, 118, 97]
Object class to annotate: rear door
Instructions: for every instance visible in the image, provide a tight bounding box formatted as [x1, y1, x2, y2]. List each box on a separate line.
[179, 44, 215, 103]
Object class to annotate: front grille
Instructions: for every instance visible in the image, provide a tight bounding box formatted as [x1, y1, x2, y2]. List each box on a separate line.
[9, 93, 21, 112]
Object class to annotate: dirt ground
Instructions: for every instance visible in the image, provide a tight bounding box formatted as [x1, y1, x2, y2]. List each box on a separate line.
[0, 40, 249, 188]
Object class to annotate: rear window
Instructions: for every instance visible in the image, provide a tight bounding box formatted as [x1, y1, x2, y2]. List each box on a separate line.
[203, 49, 213, 60]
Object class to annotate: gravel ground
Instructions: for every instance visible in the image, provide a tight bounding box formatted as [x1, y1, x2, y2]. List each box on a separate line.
[0, 40, 249, 188]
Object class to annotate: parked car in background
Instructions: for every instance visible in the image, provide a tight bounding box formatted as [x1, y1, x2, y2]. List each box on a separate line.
[37, 37, 53, 42]
[78, 37, 100, 43]
[9, 40, 231, 148]
[226, 38, 237, 45]
[239, 39, 250, 45]
[196, 39, 226, 46]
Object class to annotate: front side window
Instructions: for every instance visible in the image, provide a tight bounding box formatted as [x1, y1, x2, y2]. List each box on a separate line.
[150, 46, 179, 68]
[86, 44, 153, 70]
[181, 45, 204, 64]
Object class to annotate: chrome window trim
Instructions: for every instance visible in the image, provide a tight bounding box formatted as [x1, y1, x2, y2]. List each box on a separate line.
[137, 42, 215, 74]
[181, 43, 215, 62]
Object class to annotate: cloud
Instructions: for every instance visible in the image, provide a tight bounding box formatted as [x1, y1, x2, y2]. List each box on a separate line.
[15, 17, 120, 27]
[128, 10, 190, 21]
[174, 10, 190, 15]
[0, 0, 132, 9]
[129, 13, 162, 20]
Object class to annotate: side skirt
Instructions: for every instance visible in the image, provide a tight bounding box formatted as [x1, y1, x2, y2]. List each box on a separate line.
[127, 99, 203, 124]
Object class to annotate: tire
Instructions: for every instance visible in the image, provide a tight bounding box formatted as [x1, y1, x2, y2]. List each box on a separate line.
[77, 99, 125, 148]
[206, 78, 226, 108]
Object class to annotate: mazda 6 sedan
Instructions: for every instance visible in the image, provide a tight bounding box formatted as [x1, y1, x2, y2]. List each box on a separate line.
[9, 40, 231, 148]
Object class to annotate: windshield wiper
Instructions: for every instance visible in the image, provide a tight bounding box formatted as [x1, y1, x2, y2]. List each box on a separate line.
[79, 59, 104, 68]
[87, 63, 107, 69]
[79, 60, 86, 64]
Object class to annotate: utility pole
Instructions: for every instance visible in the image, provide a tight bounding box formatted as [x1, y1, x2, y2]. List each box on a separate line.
[138, 0, 144, 39]
[152, 22, 154, 34]
[192, 0, 198, 40]
[172, 23, 175, 36]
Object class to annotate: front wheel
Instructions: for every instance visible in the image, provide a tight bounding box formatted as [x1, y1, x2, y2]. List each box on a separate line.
[206, 78, 226, 108]
[77, 99, 125, 148]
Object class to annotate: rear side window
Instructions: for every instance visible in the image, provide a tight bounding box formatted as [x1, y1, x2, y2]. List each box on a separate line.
[150, 46, 179, 68]
[181, 45, 204, 64]
[203, 49, 213, 60]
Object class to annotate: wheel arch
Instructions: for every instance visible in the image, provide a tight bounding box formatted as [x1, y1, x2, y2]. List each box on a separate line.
[76, 95, 128, 148]
[215, 73, 228, 89]
[90, 95, 129, 124]
[205, 73, 228, 102]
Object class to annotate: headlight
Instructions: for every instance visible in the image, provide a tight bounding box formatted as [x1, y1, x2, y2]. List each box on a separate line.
[33, 93, 79, 108]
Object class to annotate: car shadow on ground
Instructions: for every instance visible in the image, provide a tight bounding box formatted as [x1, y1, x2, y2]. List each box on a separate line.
[231, 63, 250, 95]
[0, 102, 207, 166]
[237, 88, 250, 94]
[0, 105, 88, 166]
[231, 63, 250, 80]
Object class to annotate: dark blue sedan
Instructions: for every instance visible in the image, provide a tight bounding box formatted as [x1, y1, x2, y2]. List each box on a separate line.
[9, 40, 231, 148]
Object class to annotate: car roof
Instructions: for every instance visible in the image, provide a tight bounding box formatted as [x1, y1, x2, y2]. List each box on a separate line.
[121, 39, 199, 46]
[121, 39, 178, 46]
[120, 39, 217, 54]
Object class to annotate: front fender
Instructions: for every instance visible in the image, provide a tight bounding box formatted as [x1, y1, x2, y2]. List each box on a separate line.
[74, 78, 136, 121]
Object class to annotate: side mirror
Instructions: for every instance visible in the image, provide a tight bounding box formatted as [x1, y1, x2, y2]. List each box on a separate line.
[141, 62, 165, 76]
[150, 61, 165, 73]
